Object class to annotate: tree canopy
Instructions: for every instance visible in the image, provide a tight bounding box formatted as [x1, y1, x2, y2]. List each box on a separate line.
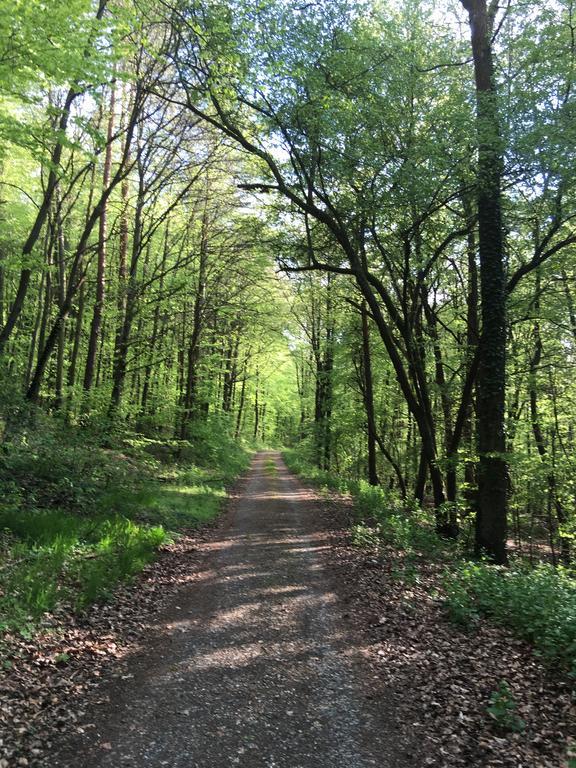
[1, 0, 576, 566]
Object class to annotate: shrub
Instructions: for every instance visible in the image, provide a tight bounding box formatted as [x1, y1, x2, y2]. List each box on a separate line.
[486, 681, 526, 733]
[444, 562, 576, 672]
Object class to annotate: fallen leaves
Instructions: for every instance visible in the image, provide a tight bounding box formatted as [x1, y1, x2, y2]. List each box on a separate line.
[1, 478, 573, 768]
[318, 491, 575, 768]
[0, 525, 216, 767]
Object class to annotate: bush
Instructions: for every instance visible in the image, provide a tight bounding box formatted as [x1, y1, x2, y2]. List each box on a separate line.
[283, 448, 349, 493]
[444, 562, 576, 672]
[355, 481, 389, 520]
[486, 681, 526, 733]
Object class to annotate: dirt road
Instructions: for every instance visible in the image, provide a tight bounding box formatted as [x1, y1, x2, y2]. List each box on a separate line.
[52, 452, 412, 768]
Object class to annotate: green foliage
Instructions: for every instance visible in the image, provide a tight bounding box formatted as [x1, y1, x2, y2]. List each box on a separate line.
[443, 573, 479, 628]
[377, 513, 448, 556]
[264, 458, 278, 477]
[288, 444, 576, 672]
[486, 682, 526, 733]
[444, 562, 576, 672]
[350, 523, 381, 548]
[0, 416, 249, 635]
[175, 416, 251, 482]
[354, 481, 390, 521]
[0, 0, 120, 168]
[283, 447, 364, 495]
[285, 447, 450, 558]
[71, 519, 167, 608]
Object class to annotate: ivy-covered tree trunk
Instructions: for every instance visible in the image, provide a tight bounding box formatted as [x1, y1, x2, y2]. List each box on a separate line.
[314, 278, 334, 471]
[462, 196, 479, 501]
[461, 0, 508, 564]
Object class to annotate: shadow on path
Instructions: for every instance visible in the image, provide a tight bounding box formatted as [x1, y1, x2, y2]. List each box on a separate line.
[52, 452, 413, 768]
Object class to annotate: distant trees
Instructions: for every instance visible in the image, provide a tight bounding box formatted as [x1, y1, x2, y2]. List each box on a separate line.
[162, 0, 576, 562]
[0, 0, 297, 444]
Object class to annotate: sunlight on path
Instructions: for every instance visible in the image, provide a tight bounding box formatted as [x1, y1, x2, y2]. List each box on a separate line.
[52, 452, 411, 768]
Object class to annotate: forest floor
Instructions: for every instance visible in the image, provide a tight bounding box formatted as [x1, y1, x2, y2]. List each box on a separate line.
[1, 451, 574, 767]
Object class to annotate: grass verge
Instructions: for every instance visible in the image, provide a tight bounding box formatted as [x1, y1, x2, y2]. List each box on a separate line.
[0, 422, 249, 635]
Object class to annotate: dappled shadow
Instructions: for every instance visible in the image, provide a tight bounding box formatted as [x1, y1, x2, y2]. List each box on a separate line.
[51, 452, 410, 768]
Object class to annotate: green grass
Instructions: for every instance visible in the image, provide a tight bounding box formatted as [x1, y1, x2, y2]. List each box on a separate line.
[97, 466, 229, 531]
[0, 420, 250, 635]
[0, 511, 167, 631]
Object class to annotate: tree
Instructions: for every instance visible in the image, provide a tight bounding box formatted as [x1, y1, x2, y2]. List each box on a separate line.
[459, 0, 508, 563]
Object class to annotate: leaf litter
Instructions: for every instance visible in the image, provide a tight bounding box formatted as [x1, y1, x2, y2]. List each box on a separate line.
[315, 491, 575, 768]
[0, 476, 574, 768]
[0, 523, 218, 767]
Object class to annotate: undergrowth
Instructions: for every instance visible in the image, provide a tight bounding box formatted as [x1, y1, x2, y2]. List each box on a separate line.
[264, 457, 278, 477]
[444, 561, 576, 674]
[0, 413, 249, 635]
[284, 447, 452, 558]
[284, 446, 576, 674]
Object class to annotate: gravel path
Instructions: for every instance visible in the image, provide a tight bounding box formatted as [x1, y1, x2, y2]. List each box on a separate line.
[52, 451, 412, 768]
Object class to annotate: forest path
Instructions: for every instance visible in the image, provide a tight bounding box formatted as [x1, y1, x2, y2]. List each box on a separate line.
[52, 451, 412, 768]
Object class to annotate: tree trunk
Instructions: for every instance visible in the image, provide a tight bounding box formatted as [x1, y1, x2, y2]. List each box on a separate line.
[25, 273, 46, 389]
[84, 84, 116, 393]
[26, 85, 140, 402]
[360, 302, 379, 485]
[222, 330, 239, 413]
[253, 369, 260, 440]
[461, 0, 508, 564]
[0, 0, 108, 355]
[54, 204, 68, 409]
[235, 359, 248, 439]
[180, 215, 208, 436]
[529, 275, 570, 565]
[67, 279, 85, 393]
[462, 198, 479, 503]
[414, 446, 428, 504]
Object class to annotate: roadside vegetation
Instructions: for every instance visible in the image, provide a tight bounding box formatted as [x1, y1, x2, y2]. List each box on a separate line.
[2, 0, 576, 763]
[284, 447, 576, 676]
[0, 408, 249, 636]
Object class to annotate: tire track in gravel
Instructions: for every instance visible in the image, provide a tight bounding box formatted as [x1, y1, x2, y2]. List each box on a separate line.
[51, 451, 415, 768]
